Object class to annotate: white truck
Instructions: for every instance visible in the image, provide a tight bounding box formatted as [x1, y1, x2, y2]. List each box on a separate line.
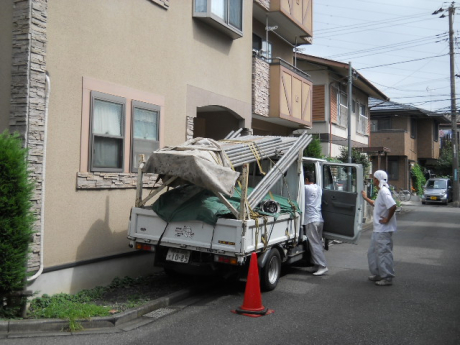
[128, 131, 363, 291]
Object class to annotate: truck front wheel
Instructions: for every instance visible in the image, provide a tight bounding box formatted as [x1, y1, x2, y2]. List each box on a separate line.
[260, 249, 281, 291]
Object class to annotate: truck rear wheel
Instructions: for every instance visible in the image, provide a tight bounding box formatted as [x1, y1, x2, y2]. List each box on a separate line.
[260, 249, 281, 291]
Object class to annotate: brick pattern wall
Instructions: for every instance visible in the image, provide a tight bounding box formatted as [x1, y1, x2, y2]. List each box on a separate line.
[252, 56, 270, 117]
[10, 0, 48, 273]
[371, 131, 406, 156]
[312, 85, 325, 121]
[417, 119, 441, 159]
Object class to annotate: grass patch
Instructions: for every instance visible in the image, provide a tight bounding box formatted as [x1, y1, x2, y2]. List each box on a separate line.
[27, 276, 146, 331]
[28, 292, 112, 331]
[26, 274, 192, 331]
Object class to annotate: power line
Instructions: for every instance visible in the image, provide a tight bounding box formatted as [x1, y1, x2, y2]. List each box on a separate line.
[307, 0, 459, 114]
[346, 0, 442, 11]
[315, 11, 428, 34]
[357, 53, 449, 70]
[369, 79, 451, 92]
[390, 46, 450, 87]
[325, 34, 447, 60]
[315, 17, 434, 39]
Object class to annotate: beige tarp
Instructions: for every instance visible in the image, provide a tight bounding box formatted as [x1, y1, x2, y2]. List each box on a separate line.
[143, 138, 240, 196]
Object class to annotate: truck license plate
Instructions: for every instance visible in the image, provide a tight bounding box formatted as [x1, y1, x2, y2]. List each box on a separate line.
[166, 248, 190, 263]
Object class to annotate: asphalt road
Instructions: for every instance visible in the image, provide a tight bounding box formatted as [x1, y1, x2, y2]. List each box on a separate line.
[4, 203, 460, 345]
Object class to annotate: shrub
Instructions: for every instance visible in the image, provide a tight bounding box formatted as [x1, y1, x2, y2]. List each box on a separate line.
[0, 131, 35, 317]
[411, 163, 426, 196]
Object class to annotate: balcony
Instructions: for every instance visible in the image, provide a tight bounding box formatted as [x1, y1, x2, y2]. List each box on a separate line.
[370, 129, 417, 161]
[253, 0, 313, 45]
[252, 55, 313, 128]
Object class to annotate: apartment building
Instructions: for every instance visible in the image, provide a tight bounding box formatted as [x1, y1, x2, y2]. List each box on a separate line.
[0, 0, 314, 295]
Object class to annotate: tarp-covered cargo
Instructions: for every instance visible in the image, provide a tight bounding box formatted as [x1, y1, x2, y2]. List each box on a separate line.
[152, 185, 300, 225]
[143, 137, 239, 196]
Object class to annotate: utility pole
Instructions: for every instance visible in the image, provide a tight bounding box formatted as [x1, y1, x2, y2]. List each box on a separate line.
[434, 2, 459, 206]
[347, 62, 353, 191]
[347, 61, 353, 163]
[448, 2, 459, 207]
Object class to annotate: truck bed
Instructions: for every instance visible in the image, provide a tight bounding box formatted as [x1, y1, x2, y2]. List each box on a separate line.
[128, 207, 301, 260]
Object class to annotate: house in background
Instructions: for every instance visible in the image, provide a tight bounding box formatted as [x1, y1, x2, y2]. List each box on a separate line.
[293, 54, 389, 157]
[368, 99, 451, 190]
[0, 0, 315, 295]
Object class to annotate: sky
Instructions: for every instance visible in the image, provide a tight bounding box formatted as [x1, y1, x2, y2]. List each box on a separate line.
[299, 0, 459, 115]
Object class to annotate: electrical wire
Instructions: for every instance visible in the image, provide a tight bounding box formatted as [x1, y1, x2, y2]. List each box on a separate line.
[315, 18, 434, 39]
[357, 53, 449, 70]
[314, 12, 429, 34]
[324, 34, 447, 59]
[307, 0, 459, 113]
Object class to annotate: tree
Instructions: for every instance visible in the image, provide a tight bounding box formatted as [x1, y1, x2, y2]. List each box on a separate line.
[303, 135, 322, 158]
[435, 140, 453, 177]
[337, 146, 370, 178]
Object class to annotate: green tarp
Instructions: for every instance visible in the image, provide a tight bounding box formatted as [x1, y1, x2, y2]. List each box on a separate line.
[152, 185, 300, 226]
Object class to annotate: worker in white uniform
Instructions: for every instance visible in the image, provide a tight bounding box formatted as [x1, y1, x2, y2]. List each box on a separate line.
[303, 171, 328, 276]
[361, 170, 397, 286]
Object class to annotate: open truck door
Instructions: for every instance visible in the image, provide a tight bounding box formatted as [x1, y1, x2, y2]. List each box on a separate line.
[303, 159, 363, 244]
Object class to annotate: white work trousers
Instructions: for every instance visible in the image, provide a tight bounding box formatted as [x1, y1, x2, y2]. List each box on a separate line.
[304, 222, 326, 268]
[368, 232, 395, 280]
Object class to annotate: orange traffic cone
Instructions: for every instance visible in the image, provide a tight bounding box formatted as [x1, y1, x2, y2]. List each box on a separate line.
[231, 252, 274, 317]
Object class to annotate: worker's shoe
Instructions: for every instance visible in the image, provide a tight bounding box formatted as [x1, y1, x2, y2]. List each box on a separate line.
[375, 279, 393, 286]
[305, 266, 317, 273]
[368, 275, 382, 282]
[313, 266, 328, 276]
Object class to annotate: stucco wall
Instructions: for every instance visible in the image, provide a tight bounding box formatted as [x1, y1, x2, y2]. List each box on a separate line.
[40, 0, 252, 268]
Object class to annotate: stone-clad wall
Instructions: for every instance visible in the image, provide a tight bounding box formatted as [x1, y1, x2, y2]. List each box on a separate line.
[252, 56, 269, 117]
[76, 172, 160, 189]
[255, 0, 270, 11]
[186, 116, 194, 140]
[150, 0, 169, 10]
[10, 0, 48, 273]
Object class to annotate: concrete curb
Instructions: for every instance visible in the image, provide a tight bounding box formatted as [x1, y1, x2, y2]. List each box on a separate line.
[0, 285, 202, 337]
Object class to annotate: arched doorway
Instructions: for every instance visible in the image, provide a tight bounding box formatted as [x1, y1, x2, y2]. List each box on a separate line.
[194, 105, 243, 140]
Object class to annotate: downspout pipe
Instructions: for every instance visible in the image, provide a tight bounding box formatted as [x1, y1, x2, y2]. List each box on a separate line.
[28, 71, 50, 282]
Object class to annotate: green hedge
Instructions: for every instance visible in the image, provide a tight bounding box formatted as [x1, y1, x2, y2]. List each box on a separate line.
[0, 131, 35, 315]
